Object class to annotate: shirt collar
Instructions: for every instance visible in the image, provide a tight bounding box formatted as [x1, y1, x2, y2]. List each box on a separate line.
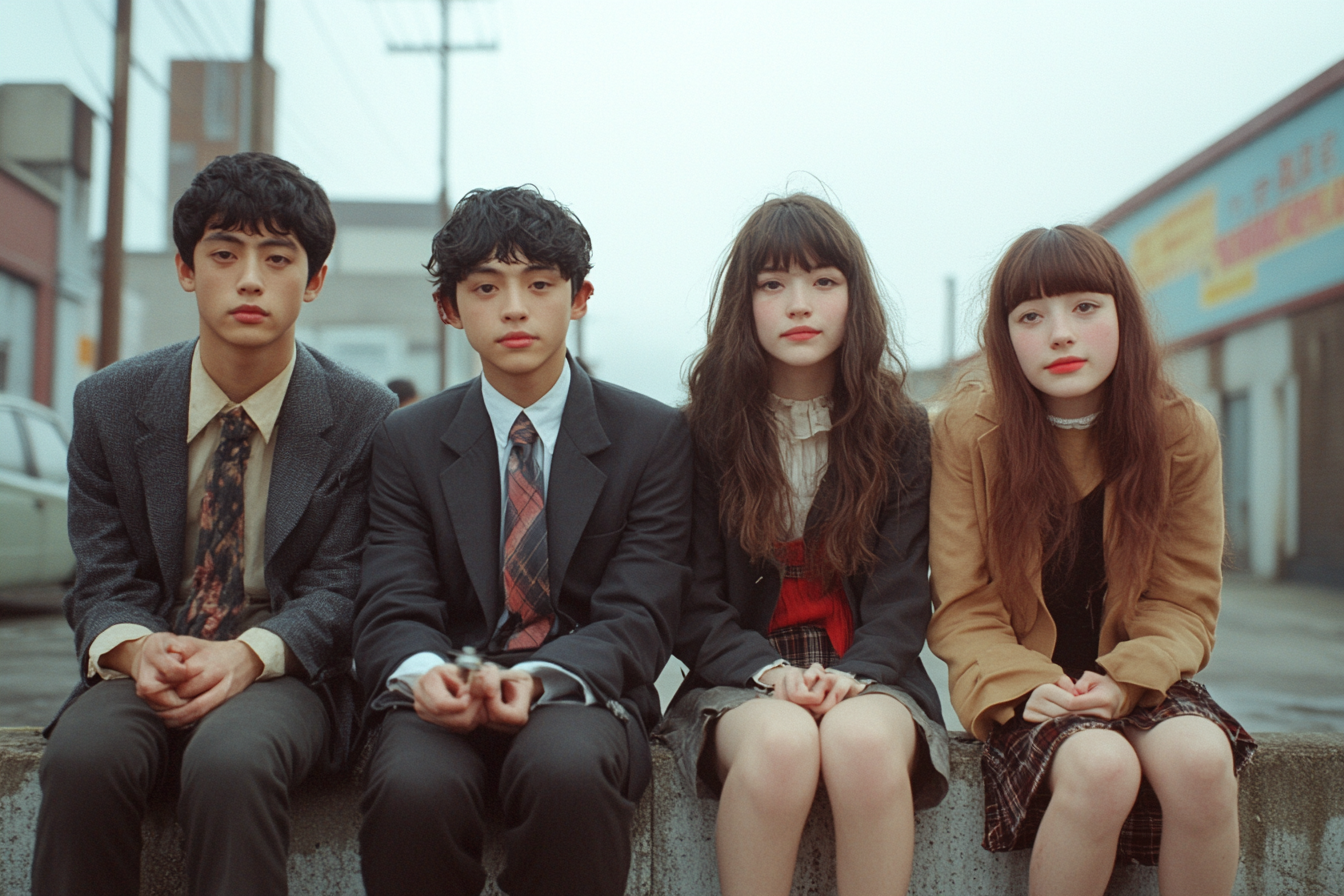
[480, 359, 571, 454]
[186, 341, 297, 444]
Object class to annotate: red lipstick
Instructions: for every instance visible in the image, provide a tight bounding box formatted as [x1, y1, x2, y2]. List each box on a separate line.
[1047, 357, 1085, 374]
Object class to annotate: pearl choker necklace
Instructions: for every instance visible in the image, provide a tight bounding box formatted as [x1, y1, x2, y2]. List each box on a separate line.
[1047, 412, 1100, 430]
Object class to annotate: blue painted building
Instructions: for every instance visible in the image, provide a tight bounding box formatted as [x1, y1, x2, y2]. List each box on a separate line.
[1096, 59, 1344, 585]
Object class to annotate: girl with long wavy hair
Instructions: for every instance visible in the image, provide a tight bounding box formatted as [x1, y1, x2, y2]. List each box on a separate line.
[657, 193, 949, 896]
[928, 224, 1255, 896]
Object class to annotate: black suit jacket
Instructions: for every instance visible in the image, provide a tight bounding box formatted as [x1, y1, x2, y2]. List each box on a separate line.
[671, 406, 943, 725]
[53, 339, 397, 764]
[353, 361, 693, 743]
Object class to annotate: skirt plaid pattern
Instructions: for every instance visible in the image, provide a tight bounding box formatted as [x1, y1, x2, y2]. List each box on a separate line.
[981, 679, 1256, 865]
[767, 624, 840, 669]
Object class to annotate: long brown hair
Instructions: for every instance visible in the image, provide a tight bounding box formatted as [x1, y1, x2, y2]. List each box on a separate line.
[685, 194, 918, 576]
[982, 224, 1175, 606]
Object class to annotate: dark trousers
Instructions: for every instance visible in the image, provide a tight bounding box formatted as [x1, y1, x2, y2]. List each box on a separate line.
[360, 703, 637, 896]
[32, 677, 332, 896]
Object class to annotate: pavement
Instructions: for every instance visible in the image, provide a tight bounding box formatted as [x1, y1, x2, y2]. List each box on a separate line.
[4, 573, 1344, 733]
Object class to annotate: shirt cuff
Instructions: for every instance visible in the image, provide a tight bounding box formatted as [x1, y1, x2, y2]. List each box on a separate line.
[386, 651, 448, 700]
[512, 661, 595, 706]
[88, 623, 156, 679]
[237, 628, 288, 680]
[750, 659, 790, 689]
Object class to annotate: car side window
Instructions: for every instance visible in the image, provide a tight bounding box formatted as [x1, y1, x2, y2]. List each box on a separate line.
[24, 413, 69, 484]
[0, 410, 26, 474]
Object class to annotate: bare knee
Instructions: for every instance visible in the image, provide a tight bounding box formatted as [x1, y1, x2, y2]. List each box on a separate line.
[1144, 725, 1237, 821]
[819, 702, 915, 807]
[719, 706, 820, 809]
[1049, 731, 1141, 821]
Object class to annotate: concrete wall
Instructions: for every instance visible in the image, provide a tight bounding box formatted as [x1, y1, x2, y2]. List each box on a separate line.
[2, 728, 1341, 896]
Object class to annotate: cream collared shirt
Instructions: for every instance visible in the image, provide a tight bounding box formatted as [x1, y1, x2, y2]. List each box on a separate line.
[87, 344, 293, 680]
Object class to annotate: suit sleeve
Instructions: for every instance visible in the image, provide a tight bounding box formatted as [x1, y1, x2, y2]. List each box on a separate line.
[1097, 403, 1223, 716]
[669, 455, 781, 687]
[256, 397, 393, 683]
[833, 409, 934, 686]
[528, 410, 694, 705]
[64, 379, 172, 679]
[926, 400, 1063, 740]
[353, 419, 464, 701]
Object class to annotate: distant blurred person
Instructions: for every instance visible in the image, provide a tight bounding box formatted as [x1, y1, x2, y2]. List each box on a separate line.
[32, 152, 396, 896]
[928, 225, 1255, 896]
[388, 377, 419, 407]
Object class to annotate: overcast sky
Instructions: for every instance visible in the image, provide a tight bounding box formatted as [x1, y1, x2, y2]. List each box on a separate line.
[3, 0, 1343, 403]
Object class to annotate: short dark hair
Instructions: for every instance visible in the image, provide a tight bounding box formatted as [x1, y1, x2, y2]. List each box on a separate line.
[172, 152, 335, 281]
[386, 378, 418, 403]
[427, 186, 592, 310]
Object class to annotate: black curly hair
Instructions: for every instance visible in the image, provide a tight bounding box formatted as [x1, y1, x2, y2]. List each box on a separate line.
[172, 152, 335, 281]
[427, 185, 593, 311]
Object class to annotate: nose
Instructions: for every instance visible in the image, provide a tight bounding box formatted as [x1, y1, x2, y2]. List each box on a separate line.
[1048, 315, 1075, 349]
[237, 251, 263, 295]
[499, 282, 529, 321]
[784, 281, 811, 319]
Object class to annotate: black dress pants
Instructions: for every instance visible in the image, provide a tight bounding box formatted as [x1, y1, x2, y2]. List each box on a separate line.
[360, 703, 637, 896]
[32, 677, 332, 896]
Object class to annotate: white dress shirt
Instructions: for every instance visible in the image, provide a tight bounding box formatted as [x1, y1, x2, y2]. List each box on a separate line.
[386, 361, 595, 706]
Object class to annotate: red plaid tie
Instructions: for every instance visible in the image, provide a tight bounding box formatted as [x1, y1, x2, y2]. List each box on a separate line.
[501, 412, 553, 649]
[177, 407, 256, 640]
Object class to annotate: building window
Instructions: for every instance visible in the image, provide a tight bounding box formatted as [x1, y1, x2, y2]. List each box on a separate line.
[0, 270, 37, 399]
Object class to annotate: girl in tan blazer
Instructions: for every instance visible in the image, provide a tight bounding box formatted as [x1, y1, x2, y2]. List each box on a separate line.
[928, 225, 1254, 896]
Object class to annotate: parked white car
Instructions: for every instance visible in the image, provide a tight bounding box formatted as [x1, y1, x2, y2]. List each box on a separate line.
[0, 394, 74, 586]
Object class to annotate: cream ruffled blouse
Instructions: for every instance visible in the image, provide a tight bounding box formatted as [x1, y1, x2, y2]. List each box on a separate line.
[770, 393, 832, 540]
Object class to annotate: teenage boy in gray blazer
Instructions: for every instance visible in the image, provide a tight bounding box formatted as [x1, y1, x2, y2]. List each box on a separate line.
[31, 152, 396, 896]
[354, 186, 693, 896]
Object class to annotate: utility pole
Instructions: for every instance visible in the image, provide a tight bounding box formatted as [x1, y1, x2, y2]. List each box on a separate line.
[98, 0, 132, 369]
[944, 275, 957, 366]
[244, 0, 268, 152]
[387, 0, 496, 389]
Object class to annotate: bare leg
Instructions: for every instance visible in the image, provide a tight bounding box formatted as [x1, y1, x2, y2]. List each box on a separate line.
[1030, 728, 1141, 896]
[714, 698, 822, 896]
[819, 694, 919, 896]
[1124, 716, 1239, 896]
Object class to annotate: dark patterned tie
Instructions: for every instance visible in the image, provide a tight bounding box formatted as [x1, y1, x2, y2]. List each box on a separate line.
[500, 412, 553, 650]
[177, 407, 256, 640]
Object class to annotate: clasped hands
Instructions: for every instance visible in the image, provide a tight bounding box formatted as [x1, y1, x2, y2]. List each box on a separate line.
[757, 662, 866, 718]
[1023, 670, 1125, 723]
[413, 662, 544, 734]
[108, 631, 265, 728]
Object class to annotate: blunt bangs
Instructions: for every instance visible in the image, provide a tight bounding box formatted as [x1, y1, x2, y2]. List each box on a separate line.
[997, 225, 1124, 311]
[741, 198, 852, 277]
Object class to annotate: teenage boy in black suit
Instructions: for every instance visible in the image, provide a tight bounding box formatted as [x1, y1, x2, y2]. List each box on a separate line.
[31, 152, 396, 896]
[355, 186, 693, 896]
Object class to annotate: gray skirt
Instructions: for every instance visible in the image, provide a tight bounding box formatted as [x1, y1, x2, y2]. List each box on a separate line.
[654, 682, 950, 810]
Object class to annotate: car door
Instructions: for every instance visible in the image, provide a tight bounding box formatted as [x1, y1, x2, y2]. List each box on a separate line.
[20, 410, 75, 582]
[0, 408, 43, 585]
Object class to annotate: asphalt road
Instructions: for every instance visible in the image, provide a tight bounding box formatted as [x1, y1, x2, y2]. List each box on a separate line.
[3, 574, 1343, 733]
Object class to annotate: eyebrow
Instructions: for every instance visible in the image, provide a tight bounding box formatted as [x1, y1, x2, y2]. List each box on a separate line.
[464, 263, 562, 277]
[201, 231, 298, 249]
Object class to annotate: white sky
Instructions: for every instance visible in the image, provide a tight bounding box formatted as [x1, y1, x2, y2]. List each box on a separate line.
[3, 0, 1343, 404]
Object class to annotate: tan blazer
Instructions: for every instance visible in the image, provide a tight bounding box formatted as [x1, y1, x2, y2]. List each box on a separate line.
[927, 382, 1224, 741]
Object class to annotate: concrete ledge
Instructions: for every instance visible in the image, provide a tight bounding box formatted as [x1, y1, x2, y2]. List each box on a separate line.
[2, 728, 1342, 895]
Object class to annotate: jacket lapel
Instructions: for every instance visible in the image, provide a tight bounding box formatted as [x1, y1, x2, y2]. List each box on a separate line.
[134, 342, 194, 603]
[440, 379, 503, 624]
[546, 362, 609, 598]
[266, 345, 334, 566]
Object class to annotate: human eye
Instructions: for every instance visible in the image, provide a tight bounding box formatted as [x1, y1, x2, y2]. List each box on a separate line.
[474, 282, 496, 295]
[1075, 300, 1099, 313]
[756, 277, 783, 292]
[1016, 310, 1041, 324]
[267, 253, 292, 266]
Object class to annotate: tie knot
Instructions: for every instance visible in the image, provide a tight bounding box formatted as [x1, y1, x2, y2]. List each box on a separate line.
[220, 407, 257, 442]
[509, 413, 538, 447]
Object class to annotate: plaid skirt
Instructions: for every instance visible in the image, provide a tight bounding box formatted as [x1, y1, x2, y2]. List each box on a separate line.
[981, 679, 1256, 865]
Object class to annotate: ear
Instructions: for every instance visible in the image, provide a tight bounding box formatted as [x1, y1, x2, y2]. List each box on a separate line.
[303, 263, 328, 304]
[570, 280, 593, 321]
[174, 253, 197, 293]
[435, 292, 464, 329]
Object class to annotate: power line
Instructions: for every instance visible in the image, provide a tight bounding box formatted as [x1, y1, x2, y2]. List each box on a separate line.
[296, 0, 423, 168]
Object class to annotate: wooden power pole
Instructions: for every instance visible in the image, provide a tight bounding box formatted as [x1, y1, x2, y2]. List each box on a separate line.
[98, 0, 133, 369]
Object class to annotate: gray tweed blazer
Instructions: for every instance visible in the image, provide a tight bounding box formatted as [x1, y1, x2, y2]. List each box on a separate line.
[51, 339, 396, 765]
